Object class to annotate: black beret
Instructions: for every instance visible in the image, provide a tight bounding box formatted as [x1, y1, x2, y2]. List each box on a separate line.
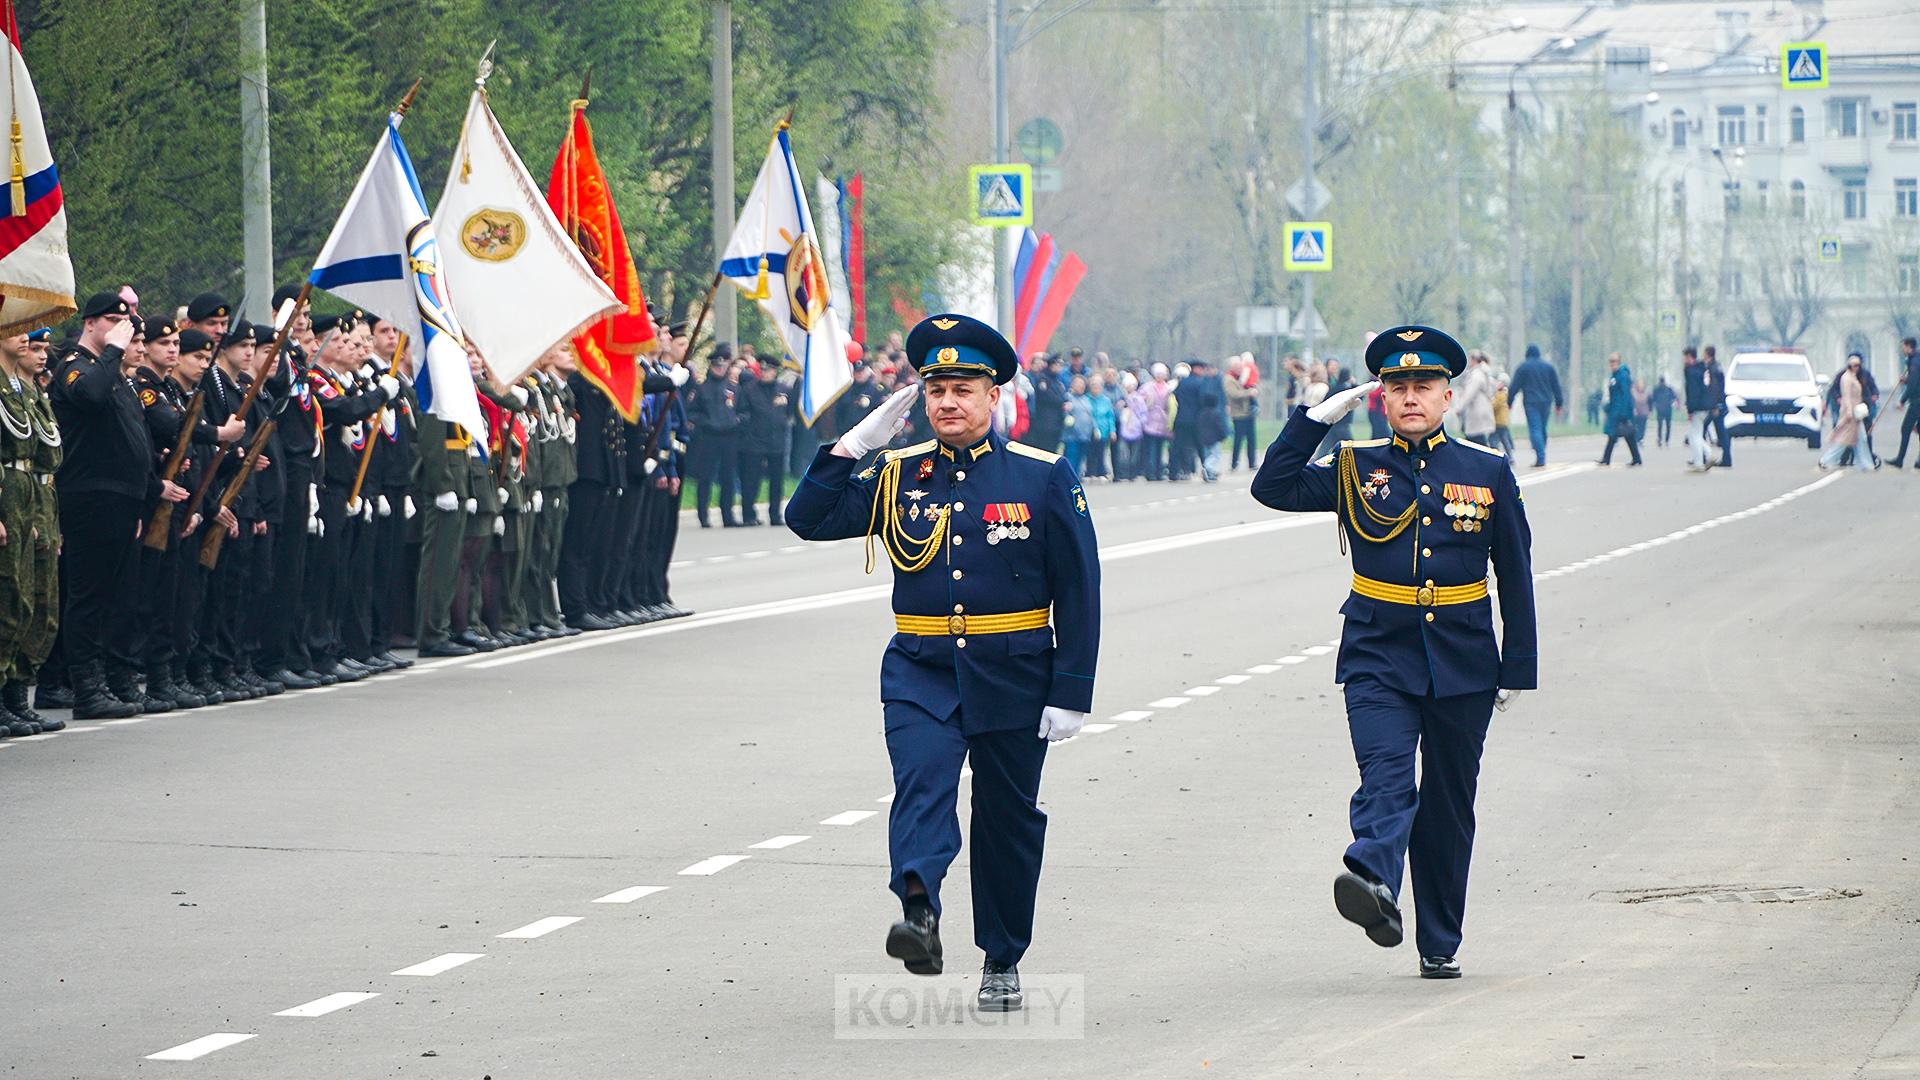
[143, 316, 179, 341]
[250, 323, 278, 347]
[271, 284, 303, 312]
[186, 293, 231, 322]
[312, 313, 353, 335]
[81, 291, 131, 320]
[1364, 325, 1468, 381]
[905, 313, 1017, 386]
[219, 321, 255, 350]
[177, 329, 215, 356]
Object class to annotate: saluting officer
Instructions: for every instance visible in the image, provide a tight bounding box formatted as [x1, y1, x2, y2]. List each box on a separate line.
[785, 313, 1101, 1012]
[1251, 325, 1536, 980]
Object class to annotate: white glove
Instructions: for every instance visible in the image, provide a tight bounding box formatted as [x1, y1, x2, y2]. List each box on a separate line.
[316, 518, 326, 538]
[643, 456, 658, 475]
[1494, 689, 1523, 713]
[377, 374, 400, 399]
[464, 497, 478, 514]
[345, 496, 362, 517]
[361, 499, 375, 522]
[532, 490, 544, 513]
[434, 491, 459, 512]
[307, 514, 320, 535]
[495, 486, 508, 504]
[491, 516, 505, 536]
[669, 365, 691, 388]
[376, 494, 392, 518]
[1038, 706, 1087, 742]
[1307, 380, 1379, 424]
[381, 409, 397, 437]
[508, 385, 529, 407]
[358, 362, 377, 380]
[308, 483, 319, 516]
[404, 495, 417, 519]
[837, 384, 919, 458]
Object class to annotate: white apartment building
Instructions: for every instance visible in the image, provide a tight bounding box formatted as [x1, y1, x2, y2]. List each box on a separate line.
[1454, 0, 1920, 381]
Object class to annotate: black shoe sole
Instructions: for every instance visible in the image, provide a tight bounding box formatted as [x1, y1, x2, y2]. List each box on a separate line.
[1334, 872, 1404, 948]
[976, 990, 1024, 1012]
[1420, 966, 1462, 980]
[885, 923, 943, 976]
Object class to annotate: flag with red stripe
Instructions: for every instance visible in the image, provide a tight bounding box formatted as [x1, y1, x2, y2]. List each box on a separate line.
[0, 1, 73, 334]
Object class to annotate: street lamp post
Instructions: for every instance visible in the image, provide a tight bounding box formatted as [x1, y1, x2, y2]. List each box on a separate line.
[1710, 145, 1745, 350]
[1505, 37, 1578, 370]
[1447, 19, 1527, 337]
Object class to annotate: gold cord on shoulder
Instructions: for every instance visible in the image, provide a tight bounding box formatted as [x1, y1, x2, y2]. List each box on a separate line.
[863, 456, 950, 575]
[1336, 446, 1416, 546]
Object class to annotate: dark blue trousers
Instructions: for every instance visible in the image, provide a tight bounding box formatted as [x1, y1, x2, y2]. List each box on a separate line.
[883, 700, 1048, 967]
[1524, 404, 1551, 466]
[1342, 675, 1497, 958]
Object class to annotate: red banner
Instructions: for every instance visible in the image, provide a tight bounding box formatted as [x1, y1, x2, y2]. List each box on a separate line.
[1022, 253, 1086, 359]
[846, 173, 866, 344]
[547, 103, 655, 420]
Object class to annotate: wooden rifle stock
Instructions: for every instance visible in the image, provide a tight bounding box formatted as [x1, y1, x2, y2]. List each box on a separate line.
[179, 283, 312, 532]
[142, 388, 206, 550]
[198, 419, 276, 570]
[346, 332, 406, 511]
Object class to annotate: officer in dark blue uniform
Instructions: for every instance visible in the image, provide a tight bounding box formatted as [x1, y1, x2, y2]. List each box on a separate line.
[785, 313, 1100, 1012]
[1251, 325, 1536, 979]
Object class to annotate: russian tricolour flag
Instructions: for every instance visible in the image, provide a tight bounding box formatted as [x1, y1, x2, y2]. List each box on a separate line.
[0, 2, 74, 335]
[309, 112, 486, 446]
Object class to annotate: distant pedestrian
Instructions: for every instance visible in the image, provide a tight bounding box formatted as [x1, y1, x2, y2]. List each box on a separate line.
[1454, 350, 1496, 445]
[1888, 337, 1920, 469]
[1597, 353, 1643, 467]
[1820, 353, 1878, 472]
[1702, 346, 1731, 468]
[1650, 375, 1678, 447]
[1507, 343, 1565, 468]
[1682, 346, 1719, 472]
[1491, 375, 1515, 457]
[1225, 357, 1259, 470]
[1062, 374, 1093, 475]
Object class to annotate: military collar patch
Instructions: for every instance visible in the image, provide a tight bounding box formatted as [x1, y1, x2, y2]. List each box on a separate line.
[969, 439, 994, 462]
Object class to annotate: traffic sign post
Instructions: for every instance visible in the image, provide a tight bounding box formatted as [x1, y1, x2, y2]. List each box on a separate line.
[1783, 42, 1828, 89]
[1283, 222, 1332, 272]
[969, 163, 1033, 228]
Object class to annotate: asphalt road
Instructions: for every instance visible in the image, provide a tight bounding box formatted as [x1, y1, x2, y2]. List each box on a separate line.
[3, 434, 1917, 1079]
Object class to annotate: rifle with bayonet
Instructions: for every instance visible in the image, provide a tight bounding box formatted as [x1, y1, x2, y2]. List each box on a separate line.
[178, 283, 312, 535]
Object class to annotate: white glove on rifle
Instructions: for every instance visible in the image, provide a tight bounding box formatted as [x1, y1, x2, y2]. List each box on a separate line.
[643, 457, 658, 475]
[306, 514, 320, 536]
[491, 516, 505, 536]
[668, 365, 691, 388]
[376, 374, 401, 399]
[1307, 379, 1380, 424]
[308, 483, 319, 517]
[345, 496, 362, 517]
[376, 494, 391, 518]
[836, 384, 919, 458]
[465, 497, 478, 514]
[434, 491, 458, 512]
[531, 491, 544, 513]
[1494, 689, 1523, 713]
[1038, 706, 1087, 742]
[404, 495, 417, 519]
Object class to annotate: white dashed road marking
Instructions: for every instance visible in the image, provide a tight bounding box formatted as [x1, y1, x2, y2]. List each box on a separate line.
[146, 1033, 257, 1061]
[497, 916, 583, 939]
[274, 992, 380, 1018]
[391, 953, 484, 977]
[749, 835, 811, 849]
[593, 886, 670, 904]
[1109, 710, 1153, 723]
[679, 855, 751, 876]
[1183, 686, 1221, 697]
[1146, 697, 1190, 709]
[819, 810, 878, 826]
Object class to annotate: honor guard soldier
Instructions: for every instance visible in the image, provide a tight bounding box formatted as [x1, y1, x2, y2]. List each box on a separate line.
[1251, 325, 1536, 979]
[785, 313, 1101, 1012]
[0, 328, 64, 734]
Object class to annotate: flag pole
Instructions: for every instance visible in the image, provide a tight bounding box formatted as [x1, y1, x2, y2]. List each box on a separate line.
[395, 77, 423, 118]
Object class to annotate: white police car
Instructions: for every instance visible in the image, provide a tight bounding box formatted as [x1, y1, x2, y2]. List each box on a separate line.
[1723, 352, 1823, 448]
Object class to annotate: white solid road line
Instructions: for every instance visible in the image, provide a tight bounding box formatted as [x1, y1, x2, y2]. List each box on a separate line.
[748, 835, 811, 849]
[145, 1033, 257, 1061]
[273, 992, 380, 1018]
[593, 885, 670, 904]
[679, 854, 751, 876]
[819, 810, 878, 826]
[391, 952, 485, 977]
[497, 916, 583, 939]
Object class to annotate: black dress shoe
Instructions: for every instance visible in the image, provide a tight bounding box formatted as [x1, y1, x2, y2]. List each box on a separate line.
[978, 959, 1023, 1012]
[1334, 871, 1403, 948]
[377, 650, 414, 669]
[419, 640, 478, 658]
[359, 655, 397, 673]
[255, 674, 287, 695]
[565, 613, 612, 632]
[554, 624, 582, 637]
[1420, 955, 1461, 979]
[328, 661, 366, 683]
[270, 668, 318, 691]
[297, 668, 336, 687]
[885, 903, 943, 976]
[452, 631, 499, 652]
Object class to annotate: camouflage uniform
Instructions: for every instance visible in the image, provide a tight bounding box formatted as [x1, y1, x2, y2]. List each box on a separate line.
[1, 370, 62, 731]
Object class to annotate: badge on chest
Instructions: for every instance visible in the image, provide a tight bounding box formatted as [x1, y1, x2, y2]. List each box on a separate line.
[1442, 483, 1492, 532]
[981, 502, 1031, 544]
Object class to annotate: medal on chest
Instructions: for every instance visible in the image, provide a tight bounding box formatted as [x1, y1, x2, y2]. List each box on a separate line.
[981, 502, 1032, 543]
[1442, 483, 1493, 532]
[1361, 468, 1391, 501]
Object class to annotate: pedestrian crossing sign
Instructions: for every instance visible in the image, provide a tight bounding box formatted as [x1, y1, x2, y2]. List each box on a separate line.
[1817, 235, 1842, 263]
[969, 164, 1033, 227]
[1782, 42, 1827, 89]
[1283, 222, 1332, 272]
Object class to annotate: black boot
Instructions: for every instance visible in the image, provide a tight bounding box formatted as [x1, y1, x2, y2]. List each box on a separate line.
[71, 663, 138, 721]
[0, 684, 40, 736]
[110, 667, 172, 714]
[146, 669, 202, 711]
[188, 662, 226, 705]
[34, 678, 73, 712]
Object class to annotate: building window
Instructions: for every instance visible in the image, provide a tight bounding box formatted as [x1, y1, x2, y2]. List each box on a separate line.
[1830, 99, 1860, 138]
[1756, 179, 1770, 213]
[1671, 109, 1689, 149]
[1790, 106, 1806, 143]
[1754, 104, 1768, 144]
[1899, 254, 1919, 294]
[1897, 178, 1918, 218]
[1844, 178, 1867, 219]
[1723, 180, 1742, 213]
[1671, 179, 1686, 217]
[1717, 105, 1747, 146]
[1790, 179, 1807, 218]
[1896, 103, 1918, 144]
